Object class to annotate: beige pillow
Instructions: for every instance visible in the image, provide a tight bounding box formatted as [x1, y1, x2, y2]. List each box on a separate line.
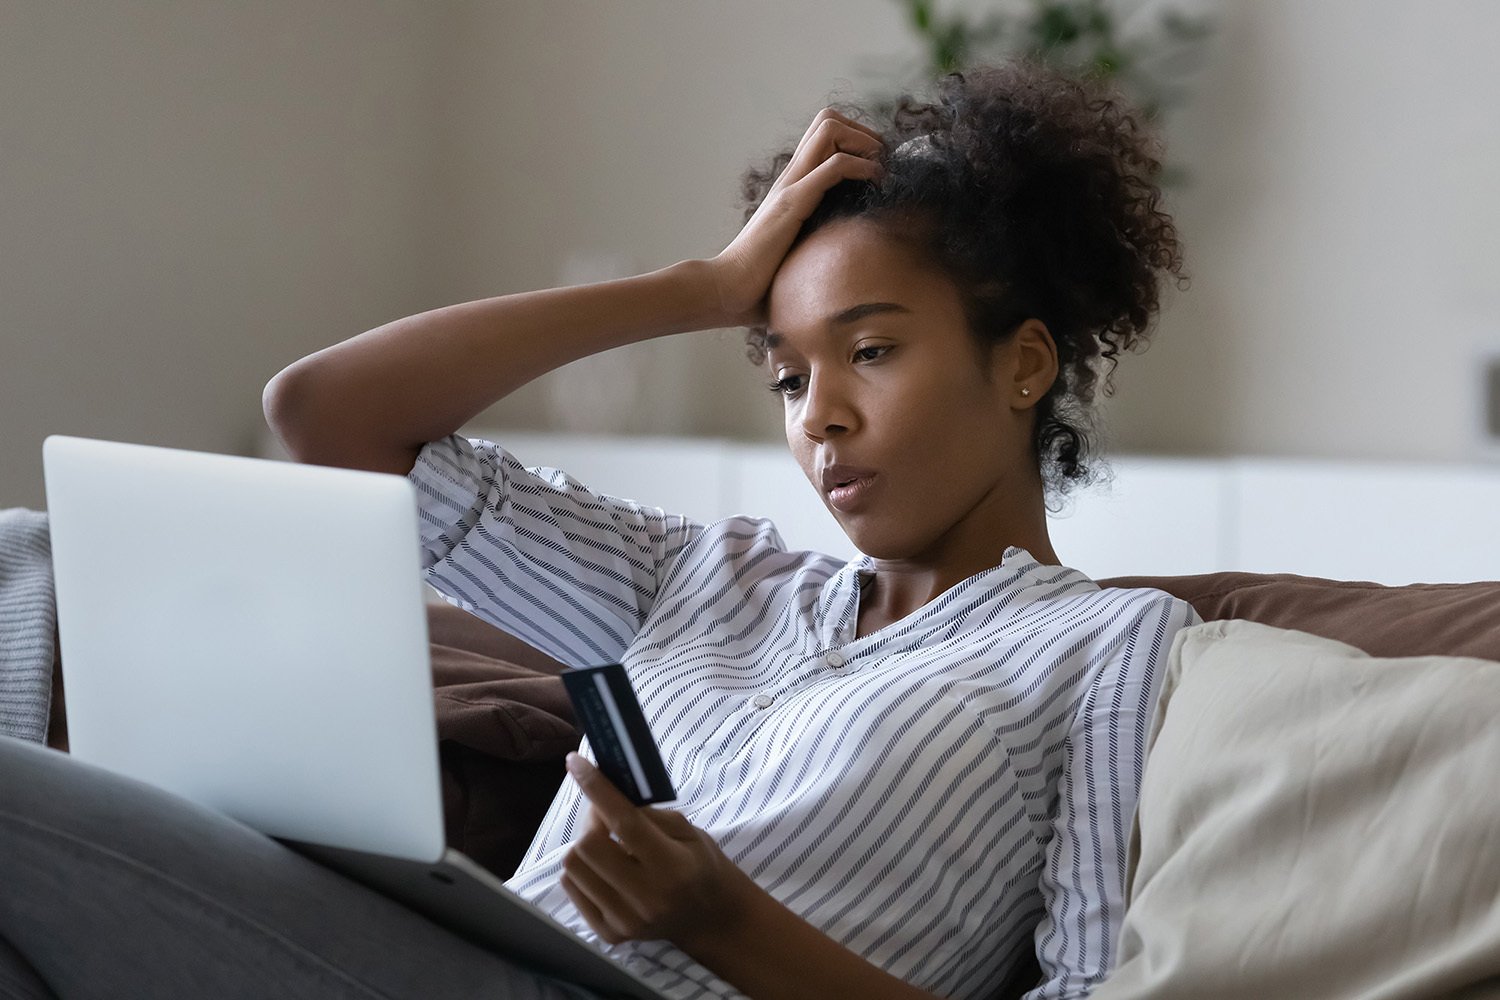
[1093, 620, 1500, 1000]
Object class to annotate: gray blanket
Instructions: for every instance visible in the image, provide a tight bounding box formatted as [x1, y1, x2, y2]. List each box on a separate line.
[0, 509, 55, 742]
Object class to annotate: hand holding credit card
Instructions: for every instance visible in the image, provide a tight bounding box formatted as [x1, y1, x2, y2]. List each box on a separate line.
[560, 663, 676, 806]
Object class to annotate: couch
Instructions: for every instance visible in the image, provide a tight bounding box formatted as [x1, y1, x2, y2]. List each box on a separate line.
[416, 569, 1500, 1000]
[35, 566, 1500, 999]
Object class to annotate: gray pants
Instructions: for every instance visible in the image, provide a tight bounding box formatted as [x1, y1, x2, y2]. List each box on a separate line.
[0, 735, 602, 999]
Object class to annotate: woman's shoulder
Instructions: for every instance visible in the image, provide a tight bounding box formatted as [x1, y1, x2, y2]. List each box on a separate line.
[1025, 553, 1198, 622]
[1013, 552, 1192, 612]
[1017, 563, 1201, 671]
[1090, 579, 1202, 625]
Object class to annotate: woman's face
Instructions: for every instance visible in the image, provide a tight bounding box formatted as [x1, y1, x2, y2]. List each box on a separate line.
[764, 217, 1045, 564]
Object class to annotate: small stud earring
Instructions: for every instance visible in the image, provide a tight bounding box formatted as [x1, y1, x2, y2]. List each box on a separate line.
[1020, 388, 1031, 397]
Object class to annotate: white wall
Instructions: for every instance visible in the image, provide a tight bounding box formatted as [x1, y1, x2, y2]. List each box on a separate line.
[5, 1, 1500, 513]
[428, 0, 923, 442]
[1102, 0, 1500, 462]
[443, 0, 1500, 467]
[0, 1, 452, 509]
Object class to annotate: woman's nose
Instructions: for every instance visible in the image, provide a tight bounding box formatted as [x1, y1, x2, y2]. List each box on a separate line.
[798, 373, 856, 441]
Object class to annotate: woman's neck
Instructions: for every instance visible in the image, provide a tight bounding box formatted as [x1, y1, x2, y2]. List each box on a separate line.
[855, 531, 1059, 639]
[852, 467, 1060, 638]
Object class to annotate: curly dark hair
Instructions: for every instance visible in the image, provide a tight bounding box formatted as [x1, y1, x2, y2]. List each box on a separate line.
[738, 59, 1187, 502]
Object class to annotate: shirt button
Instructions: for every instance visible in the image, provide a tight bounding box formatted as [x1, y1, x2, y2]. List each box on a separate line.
[824, 650, 847, 669]
[751, 693, 775, 710]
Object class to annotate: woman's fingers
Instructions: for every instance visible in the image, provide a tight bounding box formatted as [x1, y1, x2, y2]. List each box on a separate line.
[641, 807, 698, 839]
[784, 150, 884, 209]
[792, 107, 883, 157]
[708, 107, 887, 328]
[559, 765, 750, 946]
[559, 868, 631, 945]
[563, 821, 653, 928]
[772, 113, 885, 196]
[569, 820, 654, 898]
[566, 753, 664, 862]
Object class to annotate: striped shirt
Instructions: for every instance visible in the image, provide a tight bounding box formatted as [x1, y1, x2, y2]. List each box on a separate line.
[408, 434, 1200, 1000]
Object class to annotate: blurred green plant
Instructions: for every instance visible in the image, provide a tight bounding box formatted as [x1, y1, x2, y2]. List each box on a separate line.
[861, 0, 1216, 183]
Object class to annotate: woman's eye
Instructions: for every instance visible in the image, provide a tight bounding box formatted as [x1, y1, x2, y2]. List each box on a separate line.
[853, 345, 889, 362]
[767, 374, 805, 396]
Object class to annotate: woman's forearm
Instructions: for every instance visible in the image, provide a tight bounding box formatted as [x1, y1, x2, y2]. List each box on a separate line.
[262, 257, 725, 474]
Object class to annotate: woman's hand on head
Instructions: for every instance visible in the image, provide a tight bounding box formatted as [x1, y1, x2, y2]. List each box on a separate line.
[710, 109, 885, 329]
[559, 753, 755, 949]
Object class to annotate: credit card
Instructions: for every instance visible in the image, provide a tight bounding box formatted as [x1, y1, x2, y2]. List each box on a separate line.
[560, 663, 676, 806]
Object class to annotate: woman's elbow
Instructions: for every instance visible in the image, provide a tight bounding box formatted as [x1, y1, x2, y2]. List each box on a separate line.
[262, 360, 322, 464]
[261, 358, 419, 476]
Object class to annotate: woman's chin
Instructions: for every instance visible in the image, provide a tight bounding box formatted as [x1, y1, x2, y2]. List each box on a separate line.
[839, 522, 925, 562]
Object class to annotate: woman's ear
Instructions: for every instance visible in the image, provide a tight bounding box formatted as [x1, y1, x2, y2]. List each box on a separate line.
[1006, 319, 1059, 408]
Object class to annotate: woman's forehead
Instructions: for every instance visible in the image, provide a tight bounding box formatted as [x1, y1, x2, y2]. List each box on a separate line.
[764, 301, 913, 355]
[767, 218, 951, 328]
[766, 263, 964, 360]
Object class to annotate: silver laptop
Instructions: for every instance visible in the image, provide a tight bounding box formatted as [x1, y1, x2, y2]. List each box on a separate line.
[43, 435, 668, 1000]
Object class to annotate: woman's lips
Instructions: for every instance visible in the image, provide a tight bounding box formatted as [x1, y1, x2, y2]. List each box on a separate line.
[827, 473, 877, 513]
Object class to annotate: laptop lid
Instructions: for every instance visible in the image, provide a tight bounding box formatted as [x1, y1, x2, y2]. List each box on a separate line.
[43, 435, 446, 863]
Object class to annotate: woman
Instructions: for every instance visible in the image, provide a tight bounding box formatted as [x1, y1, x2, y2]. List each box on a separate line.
[0, 61, 1197, 999]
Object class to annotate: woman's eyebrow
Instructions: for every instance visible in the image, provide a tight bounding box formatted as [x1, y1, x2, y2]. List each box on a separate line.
[764, 302, 911, 350]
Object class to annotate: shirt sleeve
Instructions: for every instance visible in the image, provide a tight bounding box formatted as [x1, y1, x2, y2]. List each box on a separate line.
[1022, 593, 1202, 999]
[405, 434, 705, 668]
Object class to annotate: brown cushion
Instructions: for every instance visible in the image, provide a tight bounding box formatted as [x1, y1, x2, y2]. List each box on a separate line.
[1098, 571, 1500, 662]
[426, 596, 571, 674]
[427, 601, 580, 880]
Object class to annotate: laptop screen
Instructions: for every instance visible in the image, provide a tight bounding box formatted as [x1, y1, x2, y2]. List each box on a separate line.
[43, 435, 447, 862]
